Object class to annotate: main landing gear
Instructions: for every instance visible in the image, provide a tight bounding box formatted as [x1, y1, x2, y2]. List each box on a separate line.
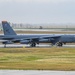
[56, 42, 63, 47]
[30, 42, 36, 47]
[4, 44, 6, 48]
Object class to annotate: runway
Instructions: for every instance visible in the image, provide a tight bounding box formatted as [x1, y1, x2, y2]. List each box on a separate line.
[0, 70, 75, 75]
[15, 29, 64, 32]
[0, 44, 75, 48]
[14, 28, 75, 32]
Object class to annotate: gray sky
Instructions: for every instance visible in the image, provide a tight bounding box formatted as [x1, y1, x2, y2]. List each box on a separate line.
[0, 0, 75, 24]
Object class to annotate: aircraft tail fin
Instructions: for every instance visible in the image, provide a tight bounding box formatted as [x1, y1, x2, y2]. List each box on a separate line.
[2, 21, 16, 35]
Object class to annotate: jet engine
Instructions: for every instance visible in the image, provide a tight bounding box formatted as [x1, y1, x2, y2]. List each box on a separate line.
[39, 39, 50, 43]
[20, 40, 30, 44]
[2, 41, 13, 44]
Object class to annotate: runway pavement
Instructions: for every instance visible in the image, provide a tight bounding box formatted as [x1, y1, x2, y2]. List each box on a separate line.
[0, 44, 75, 48]
[14, 28, 75, 32]
[0, 70, 75, 75]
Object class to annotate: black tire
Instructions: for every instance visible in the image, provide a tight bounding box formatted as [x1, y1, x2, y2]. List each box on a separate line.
[30, 43, 36, 47]
[57, 42, 63, 47]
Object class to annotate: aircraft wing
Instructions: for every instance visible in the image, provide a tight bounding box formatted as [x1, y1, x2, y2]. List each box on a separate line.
[1, 35, 61, 45]
[11, 35, 61, 42]
[39, 35, 61, 39]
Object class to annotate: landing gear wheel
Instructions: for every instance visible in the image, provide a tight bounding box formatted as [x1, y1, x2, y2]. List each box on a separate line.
[4, 44, 6, 48]
[30, 43, 36, 47]
[57, 42, 63, 47]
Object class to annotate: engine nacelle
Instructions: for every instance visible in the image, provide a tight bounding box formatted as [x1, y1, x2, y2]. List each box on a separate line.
[39, 39, 50, 43]
[3, 41, 13, 44]
[20, 40, 30, 44]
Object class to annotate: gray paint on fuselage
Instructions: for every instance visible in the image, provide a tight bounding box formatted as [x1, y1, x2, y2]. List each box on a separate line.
[0, 34, 75, 43]
[58, 34, 75, 43]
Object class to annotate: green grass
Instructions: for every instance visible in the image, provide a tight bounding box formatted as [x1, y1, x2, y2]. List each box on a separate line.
[0, 48, 75, 70]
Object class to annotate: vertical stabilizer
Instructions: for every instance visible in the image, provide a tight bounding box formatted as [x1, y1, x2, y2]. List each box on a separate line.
[2, 21, 16, 35]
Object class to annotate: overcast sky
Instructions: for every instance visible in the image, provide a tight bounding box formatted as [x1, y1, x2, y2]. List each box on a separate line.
[0, 0, 75, 24]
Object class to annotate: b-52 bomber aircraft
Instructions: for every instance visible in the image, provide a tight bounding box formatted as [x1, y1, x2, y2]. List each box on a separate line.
[1, 21, 75, 47]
